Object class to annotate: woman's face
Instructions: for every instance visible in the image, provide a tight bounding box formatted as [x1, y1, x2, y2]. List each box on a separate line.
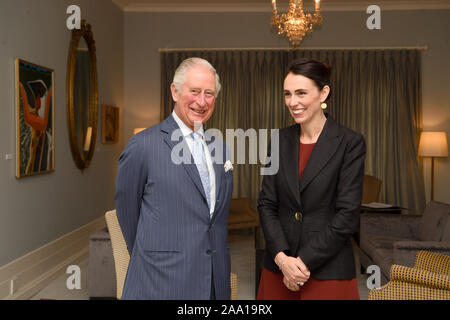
[283, 72, 329, 125]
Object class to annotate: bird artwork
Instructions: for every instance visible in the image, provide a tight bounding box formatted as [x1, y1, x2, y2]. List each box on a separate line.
[16, 59, 54, 177]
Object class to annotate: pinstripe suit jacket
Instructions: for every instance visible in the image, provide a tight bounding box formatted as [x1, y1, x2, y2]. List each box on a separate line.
[115, 115, 233, 299]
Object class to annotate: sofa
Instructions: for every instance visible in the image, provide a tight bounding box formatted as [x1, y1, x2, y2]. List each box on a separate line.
[360, 201, 450, 285]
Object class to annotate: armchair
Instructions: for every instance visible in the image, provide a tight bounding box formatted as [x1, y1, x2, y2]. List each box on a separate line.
[368, 250, 450, 300]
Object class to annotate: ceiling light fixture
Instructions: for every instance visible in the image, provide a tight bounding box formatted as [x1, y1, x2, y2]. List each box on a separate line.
[271, 0, 323, 46]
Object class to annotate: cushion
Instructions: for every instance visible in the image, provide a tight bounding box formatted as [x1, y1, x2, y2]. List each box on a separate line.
[418, 201, 450, 241]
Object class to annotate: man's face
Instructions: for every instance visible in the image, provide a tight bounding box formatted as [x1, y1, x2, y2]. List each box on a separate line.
[171, 65, 217, 131]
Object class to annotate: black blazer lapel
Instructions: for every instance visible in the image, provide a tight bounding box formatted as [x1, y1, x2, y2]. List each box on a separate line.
[281, 124, 301, 207]
[160, 115, 208, 203]
[299, 116, 343, 194]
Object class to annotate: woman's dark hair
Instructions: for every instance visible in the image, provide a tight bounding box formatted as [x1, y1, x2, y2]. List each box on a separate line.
[285, 58, 332, 100]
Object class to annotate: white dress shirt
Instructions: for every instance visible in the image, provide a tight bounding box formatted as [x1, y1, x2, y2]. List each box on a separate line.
[172, 110, 216, 215]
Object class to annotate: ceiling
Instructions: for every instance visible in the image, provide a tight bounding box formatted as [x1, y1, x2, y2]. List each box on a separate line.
[113, 0, 450, 12]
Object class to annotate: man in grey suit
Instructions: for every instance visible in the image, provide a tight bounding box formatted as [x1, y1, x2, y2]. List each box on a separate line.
[115, 58, 233, 300]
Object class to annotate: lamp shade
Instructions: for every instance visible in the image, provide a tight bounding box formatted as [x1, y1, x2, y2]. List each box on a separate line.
[418, 131, 449, 157]
[134, 128, 146, 135]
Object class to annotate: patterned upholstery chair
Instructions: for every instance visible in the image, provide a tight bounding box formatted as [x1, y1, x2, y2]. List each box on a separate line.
[368, 250, 450, 300]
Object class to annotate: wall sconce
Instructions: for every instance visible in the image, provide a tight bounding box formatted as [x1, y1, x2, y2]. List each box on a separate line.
[418, 131, 448, 200]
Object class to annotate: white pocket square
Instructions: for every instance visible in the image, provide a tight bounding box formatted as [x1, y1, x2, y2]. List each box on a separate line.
[224, 160, 233, 172]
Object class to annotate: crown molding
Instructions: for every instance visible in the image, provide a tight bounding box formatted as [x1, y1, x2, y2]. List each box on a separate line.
[113, 0, 450, 13]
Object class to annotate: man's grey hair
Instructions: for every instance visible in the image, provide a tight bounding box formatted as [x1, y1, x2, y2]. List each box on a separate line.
[172, 57, 222, 97]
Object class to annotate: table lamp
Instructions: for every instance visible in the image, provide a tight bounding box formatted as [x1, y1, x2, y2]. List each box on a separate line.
[134, 128, 146, 135]
[418, 131, 448, 200]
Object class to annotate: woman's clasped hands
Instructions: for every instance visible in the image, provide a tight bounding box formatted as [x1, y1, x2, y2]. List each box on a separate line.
[275, 252, 310, 292]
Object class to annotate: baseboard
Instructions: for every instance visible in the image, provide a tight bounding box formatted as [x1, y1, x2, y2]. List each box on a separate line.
[0, 216, 106, 300]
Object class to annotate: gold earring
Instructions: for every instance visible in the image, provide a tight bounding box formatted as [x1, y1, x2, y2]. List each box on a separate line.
[321, 103, 327, 110]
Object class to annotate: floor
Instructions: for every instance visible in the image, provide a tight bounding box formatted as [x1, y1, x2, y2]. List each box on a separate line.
[30, 230, 369, 300]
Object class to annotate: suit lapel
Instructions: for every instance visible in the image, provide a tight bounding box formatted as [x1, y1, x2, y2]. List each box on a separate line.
[299, 116, 343, 193]
[205, 136, 224, 202]
[208, 138, 227, 226]
[160, 115, 208, 203]
[210, 161, 224, 223]
[281, 124, 301, 207]
[213, 162, 223, 201]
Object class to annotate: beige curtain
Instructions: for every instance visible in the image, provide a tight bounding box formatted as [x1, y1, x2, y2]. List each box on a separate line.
[160, 49, 425, 214]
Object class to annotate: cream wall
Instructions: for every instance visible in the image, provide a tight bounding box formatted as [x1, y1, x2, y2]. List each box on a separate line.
[0, 0, 124, 266]
[124, 9, 450, 206]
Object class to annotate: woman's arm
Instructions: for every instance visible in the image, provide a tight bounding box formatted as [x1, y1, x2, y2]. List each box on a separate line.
[258, 143, 290, 261]
[258, 142, 310, 289]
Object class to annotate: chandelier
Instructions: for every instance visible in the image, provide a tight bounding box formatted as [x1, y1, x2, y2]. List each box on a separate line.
[271, 0, 323, 46]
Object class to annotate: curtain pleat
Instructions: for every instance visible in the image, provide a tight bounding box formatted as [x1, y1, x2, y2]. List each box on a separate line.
[160, 49, 425, 214]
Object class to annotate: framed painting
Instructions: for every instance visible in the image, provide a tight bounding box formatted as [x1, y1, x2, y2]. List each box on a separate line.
[15, 58, 55, 178]
[101, 104, 119, 144]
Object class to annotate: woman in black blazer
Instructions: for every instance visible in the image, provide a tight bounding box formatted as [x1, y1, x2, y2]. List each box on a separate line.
[257, 59, 366, 300]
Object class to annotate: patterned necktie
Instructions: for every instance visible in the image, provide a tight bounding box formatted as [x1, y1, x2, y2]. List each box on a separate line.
[191, 132, 211, 210]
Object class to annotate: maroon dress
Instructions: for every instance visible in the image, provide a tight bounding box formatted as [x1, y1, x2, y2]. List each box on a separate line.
[257, 142, 360, 300]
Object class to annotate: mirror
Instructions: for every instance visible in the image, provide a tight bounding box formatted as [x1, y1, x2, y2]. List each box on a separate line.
[66, 20, 98, 171]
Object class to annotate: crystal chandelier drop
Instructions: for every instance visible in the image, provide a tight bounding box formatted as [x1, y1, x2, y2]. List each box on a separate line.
[271, 0, 323, 46]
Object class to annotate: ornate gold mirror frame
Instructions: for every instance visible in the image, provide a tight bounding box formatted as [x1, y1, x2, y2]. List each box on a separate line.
[66, 20, 98, 171]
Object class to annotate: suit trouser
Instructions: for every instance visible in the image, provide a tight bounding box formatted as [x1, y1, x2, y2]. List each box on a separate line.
[210, 264, 215, 300]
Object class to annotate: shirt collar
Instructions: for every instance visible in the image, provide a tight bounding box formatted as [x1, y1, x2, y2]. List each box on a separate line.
[172, 110, 205, 139]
